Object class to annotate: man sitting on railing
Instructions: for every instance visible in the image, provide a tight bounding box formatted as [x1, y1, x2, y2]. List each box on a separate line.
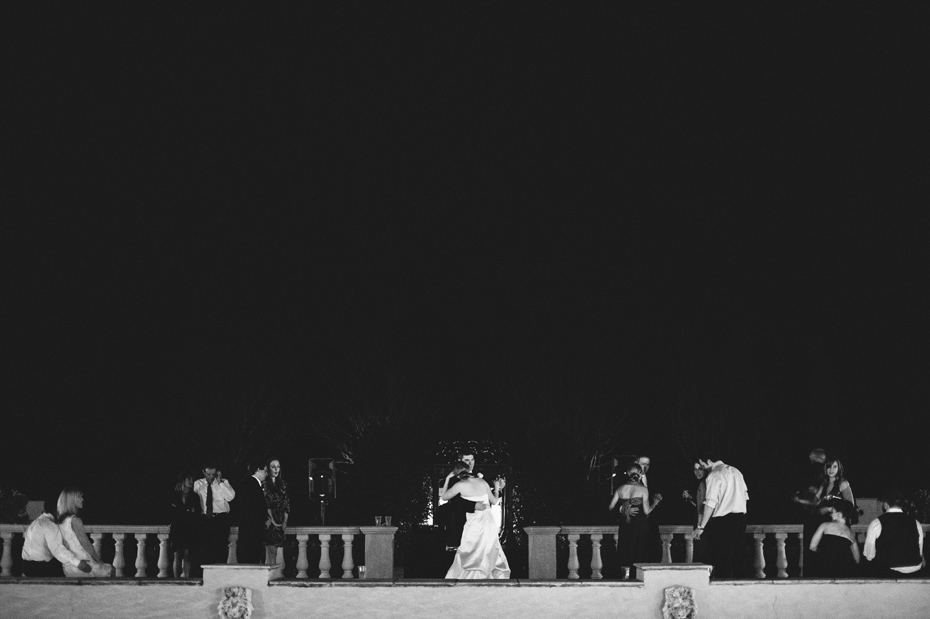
[863, 490, 925, 577]
[21, 496, 91, 577]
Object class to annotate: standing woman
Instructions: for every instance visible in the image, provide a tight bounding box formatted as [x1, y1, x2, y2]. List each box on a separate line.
[609, 463, 662, 580]
[57, 487, 114, 577]
[263, 458, 291, 566]
[169, 472, 200, 578]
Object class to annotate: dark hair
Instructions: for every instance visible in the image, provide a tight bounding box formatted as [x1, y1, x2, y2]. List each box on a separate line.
[266, 458, 285, 490]
[453, 461, 472, 481]
[626, 463, 643, 482]
[832, 500, 856, 526]
[697, 451, 719, 464]
[820, 458, 847, 497]
[457, 448, 476, 459]
[883, 490, 905, 508]
[247, 460, 268, 475]
[174, 471, 194, 493]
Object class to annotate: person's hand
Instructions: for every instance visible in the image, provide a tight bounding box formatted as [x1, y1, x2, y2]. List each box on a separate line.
[475, 503, 488, 511]
[628, 505, 640, 517]
[682, 490, 692, 501]
[693, 527, 703, 541]
[77, 560, 92, 574]
[216, 471, 223, 483]
[654, 493, 663, 503]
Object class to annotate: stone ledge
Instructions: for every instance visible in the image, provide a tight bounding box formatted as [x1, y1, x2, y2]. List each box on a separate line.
[0, 577, 203, 586]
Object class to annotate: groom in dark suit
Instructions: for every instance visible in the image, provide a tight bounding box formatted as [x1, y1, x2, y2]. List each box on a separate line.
[440, 450, 489, 551]
[236, 461, 268, 564]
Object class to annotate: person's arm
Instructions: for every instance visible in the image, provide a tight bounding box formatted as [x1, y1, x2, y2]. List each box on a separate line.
[863, 519, 881, 561]
[644, 492, 663, 515]
[809, 523, 827, 552]
[441, 480, 464, 502]
[917, 521, 925, 567]
[608, 489, 622, 512]
[839, 481, 855, 505]
[70, 517, 102, 563]
[218, 478, 235, 502]
[486, 481, 499, 506]
[282, 482, 290, 527]
[44, 520, 89, 570]
[850, 535, 861, 564]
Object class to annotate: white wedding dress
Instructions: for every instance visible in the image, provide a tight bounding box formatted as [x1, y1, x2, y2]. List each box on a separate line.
[445, 496, 510, 579]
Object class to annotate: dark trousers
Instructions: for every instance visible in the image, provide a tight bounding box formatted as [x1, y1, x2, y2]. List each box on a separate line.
[236, 526, 265, 564]
[22, 559, 64, 577]
[705, 512, 747, 579]
[196, 514, 231, 569]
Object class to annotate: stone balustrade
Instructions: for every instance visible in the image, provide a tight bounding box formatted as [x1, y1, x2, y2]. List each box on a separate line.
[0, 524, 397, 580]
[526, 523, 930, 580]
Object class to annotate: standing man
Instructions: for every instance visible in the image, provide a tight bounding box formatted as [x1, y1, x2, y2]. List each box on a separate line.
[236, 461, 269, 564]
[194, 463, 236, 572]
[440, 449, 489, 552]
[692, 453, 749, 578]
[863, 491, 925, 577]
[21, 496, 91, 577]
[635, 454, 663, 562]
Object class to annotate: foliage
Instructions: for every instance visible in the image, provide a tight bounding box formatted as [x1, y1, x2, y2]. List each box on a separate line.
[907, 489, 930, 523]
[0, 487, 30, 524]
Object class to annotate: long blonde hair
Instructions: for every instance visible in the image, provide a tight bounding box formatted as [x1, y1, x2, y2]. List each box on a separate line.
[57, 486, 83, 522]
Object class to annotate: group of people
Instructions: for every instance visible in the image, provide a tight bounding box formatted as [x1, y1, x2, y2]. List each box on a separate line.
[610, 452, 748, 579]
[169, 458, 291, 577]
[609, 448, 926, 580]
[21, 487, 114, 578]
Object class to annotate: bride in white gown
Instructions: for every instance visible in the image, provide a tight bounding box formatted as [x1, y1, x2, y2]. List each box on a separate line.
[442, 463, 510, 579]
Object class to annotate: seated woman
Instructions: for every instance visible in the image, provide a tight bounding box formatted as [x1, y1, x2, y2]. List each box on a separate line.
[57, 487, 114, 577]
[809, 500, 861, 577]
[609, 463, 662, 580]
[442, 461, 510, 579]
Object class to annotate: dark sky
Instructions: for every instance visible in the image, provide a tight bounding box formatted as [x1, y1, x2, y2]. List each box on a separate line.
[4, 5, 928, 507]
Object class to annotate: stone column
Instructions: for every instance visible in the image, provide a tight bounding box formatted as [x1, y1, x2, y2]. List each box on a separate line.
[360, 526, 397, 579]
[524, 526, 561, 580]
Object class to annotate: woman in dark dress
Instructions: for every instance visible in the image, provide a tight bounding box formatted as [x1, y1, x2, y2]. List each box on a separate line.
[169, 472, 200, 578]
[809, 500, 860, 577]
[608, 463, 662, 580]
[263, 458, 291, 566]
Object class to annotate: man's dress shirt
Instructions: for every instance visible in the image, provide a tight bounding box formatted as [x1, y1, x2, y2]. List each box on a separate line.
[21, 513, 83, 567]
[194, 478, 236, 514]
[703, 463, 749, 518]
[863, 508, 925, 573]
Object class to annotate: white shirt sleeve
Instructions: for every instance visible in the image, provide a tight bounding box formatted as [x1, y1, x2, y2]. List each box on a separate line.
[863, 518, 882, 561]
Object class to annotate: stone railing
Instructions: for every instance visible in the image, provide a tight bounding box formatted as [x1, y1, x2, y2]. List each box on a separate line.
[0, 524, 396, 579]
[525, 523, 930, 580]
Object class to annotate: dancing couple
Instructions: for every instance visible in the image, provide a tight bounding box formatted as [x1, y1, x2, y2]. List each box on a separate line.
[441, 459, 510, 579]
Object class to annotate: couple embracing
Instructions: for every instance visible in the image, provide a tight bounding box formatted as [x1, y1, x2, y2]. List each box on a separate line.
[440, 453, 510, 579]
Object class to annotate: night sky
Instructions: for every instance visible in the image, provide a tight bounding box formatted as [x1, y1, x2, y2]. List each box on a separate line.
[4, 5, 927, 519]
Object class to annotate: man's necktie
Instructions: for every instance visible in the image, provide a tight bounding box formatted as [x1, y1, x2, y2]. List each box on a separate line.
[206, 482, 214, 516]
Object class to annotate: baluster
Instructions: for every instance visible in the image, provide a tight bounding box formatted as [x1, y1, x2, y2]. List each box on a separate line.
[227, 531, 237, 564]
[797, 532, 805, 577]
[156, 533, 170, 578]
[296, 534, 309, 579]
[753, 533, 766, 578]
[566, 534, 580, 580]
[0, 531, 13, 577]
[91, 533, 103, 558]
[660, 532, 673, 563]
[775, 532, 788, 579]
[113, 534, 126, 577]
[135, 533, 148, 577]
[684, 533, 694, 564]
[318, 534, 332, 579]
[590, 533, 603, 580]
[342, 534, 355, 579]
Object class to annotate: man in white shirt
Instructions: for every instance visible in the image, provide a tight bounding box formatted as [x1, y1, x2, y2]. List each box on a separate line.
[193, 463, 236, 573]
[863, 491, 925, 577]
[692, 453, 749, 578]
[21, 497, 91, 577]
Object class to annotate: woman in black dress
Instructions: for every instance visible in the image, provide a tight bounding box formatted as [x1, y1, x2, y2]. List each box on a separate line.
[608, 463, 662, 580]
[263, 458, 291, 566]
[169, 472, 200, 578]
[809, 500, 860, 577]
